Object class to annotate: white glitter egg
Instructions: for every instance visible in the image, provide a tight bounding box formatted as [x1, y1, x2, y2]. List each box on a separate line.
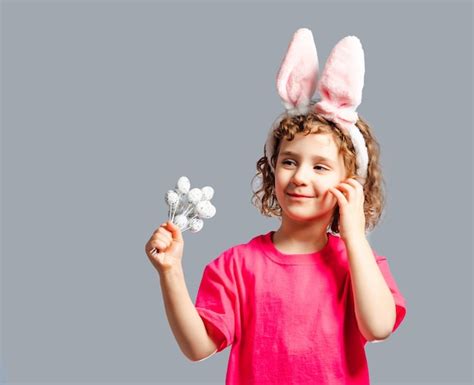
[195, 201, 210, 218]
[173, 214, 188, 230]
[165, 190, 179, 206]
[196, 201, 215, 219]
[176, 176, 190, 194]
[187, 188, 203, 204]
[207, 203, 216, 218]
[201, 206, 213, 219]
[201, 186, 214, 201]
[189, 218, 204, 233]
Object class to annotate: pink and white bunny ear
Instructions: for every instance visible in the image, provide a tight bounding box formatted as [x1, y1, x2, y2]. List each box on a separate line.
[265, 28, 319, 171]
[314, 35, 368, 184]
[314, 35, 365, 132]
[276, 28, 319, 116]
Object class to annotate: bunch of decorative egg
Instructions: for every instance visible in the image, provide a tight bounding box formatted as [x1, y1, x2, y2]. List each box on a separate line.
[165, 176, 216, 233]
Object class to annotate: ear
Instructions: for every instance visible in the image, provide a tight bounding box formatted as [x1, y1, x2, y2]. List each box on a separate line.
[276, 28, 319, 116]
[314, 35, 365, 125]
[313, 36, 368, 184]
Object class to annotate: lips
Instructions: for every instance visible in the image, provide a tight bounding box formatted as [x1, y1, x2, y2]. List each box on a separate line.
[287, 192, 314, 198]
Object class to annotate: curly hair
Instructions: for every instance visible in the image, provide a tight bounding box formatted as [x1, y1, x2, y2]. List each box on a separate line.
[250, 109, 387, 235]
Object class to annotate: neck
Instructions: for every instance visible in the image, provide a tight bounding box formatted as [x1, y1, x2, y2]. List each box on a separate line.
[272, 212, 333, 253]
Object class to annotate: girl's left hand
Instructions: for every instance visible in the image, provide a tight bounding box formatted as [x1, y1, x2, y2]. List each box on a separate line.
[328, 178, 366, 242]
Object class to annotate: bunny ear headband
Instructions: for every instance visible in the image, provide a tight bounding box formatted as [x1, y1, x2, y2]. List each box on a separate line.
[265, 28, 368, 185]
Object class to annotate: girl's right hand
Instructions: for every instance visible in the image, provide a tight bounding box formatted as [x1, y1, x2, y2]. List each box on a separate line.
[145, 221, 184, 275]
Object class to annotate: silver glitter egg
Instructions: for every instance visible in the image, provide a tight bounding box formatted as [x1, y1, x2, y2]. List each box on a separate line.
[196, 201, 214, 219]
[165, 190, 179, 206]
[187, 188, 203, 204]
[189, 218, 204, 233]
[207, 203, 216, 218]
[176, 176, 190, 194]
[201, 186, 214, 201]
[173, 214, 188, 230]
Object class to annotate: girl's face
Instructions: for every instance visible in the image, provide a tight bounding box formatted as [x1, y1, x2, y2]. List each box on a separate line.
[274, 132, 347, 222]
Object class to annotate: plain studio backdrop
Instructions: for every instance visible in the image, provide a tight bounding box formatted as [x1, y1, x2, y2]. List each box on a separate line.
[1, 1, 472, 384]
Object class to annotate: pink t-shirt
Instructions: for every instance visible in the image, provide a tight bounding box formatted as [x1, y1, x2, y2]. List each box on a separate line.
[194, 231, 407, 385]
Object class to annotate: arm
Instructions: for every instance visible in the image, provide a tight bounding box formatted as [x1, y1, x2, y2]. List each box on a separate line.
[159, 265, 219, 361]
[345, 235, 396, 342]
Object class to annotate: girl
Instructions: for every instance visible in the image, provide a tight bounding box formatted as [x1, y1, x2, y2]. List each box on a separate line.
[145, 28, 407, 385]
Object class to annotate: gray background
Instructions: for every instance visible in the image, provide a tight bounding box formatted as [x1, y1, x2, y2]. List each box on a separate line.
[1, 0, 472, 384]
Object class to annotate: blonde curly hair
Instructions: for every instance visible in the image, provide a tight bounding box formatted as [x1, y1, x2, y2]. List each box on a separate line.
[250, 110, 387, 235]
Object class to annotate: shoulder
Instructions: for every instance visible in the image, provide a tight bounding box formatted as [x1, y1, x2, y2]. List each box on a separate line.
[206, 232, 267, 268]
[327, 233, 388, 264]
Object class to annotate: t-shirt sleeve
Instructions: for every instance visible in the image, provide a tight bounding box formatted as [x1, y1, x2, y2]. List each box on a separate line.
[194, 250, 237, 353]
[360, 254, 407, 345]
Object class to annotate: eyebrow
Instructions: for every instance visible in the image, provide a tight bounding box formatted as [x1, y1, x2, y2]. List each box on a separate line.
[279, 151, 335, 164]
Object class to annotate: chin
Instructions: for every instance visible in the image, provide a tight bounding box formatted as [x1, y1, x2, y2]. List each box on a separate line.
[283, 209, 318, 221]
[286, 205, 334, 221]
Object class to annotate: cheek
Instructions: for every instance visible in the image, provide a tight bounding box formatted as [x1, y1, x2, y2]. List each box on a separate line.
[316, 181, 335, 196]
[274, 182, 286, 200]
[274, 173, 287, 191]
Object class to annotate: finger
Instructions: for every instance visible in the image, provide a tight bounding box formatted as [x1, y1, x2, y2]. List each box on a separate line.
[337, 182, 353, 191]
[155, 234, 171, 247]
[329, 187, 347, 204]
[336, 183, 354, 198]
[158, 227, 173, 241]
[344, 179, 364, 202]
[166, 221, 184, 242]
[345, 178, 364, 192]
[153, 223, 168, 235]
[154, 239, 170, 252]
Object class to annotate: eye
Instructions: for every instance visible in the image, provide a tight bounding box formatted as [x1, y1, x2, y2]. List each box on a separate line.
[314, 165, 328, 171]
[281, 159, 328, 171]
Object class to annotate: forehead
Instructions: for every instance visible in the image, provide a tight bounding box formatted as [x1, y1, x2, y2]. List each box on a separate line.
[278, 133, 340, 162]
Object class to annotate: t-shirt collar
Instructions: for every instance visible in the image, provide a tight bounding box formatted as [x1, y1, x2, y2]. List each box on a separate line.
[260, 230, 339, 265]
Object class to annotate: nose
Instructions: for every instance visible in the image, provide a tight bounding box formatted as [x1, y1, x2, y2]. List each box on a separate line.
[290, 164, 313, 185]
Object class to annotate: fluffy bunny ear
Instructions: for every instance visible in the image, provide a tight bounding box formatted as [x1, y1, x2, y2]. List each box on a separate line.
[314, 35, 368, 184]
[314, 35, 365, 129]
[276, 28, 319, 116]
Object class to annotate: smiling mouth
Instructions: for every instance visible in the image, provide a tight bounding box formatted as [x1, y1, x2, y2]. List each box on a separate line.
[287, 193, 314, 199]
